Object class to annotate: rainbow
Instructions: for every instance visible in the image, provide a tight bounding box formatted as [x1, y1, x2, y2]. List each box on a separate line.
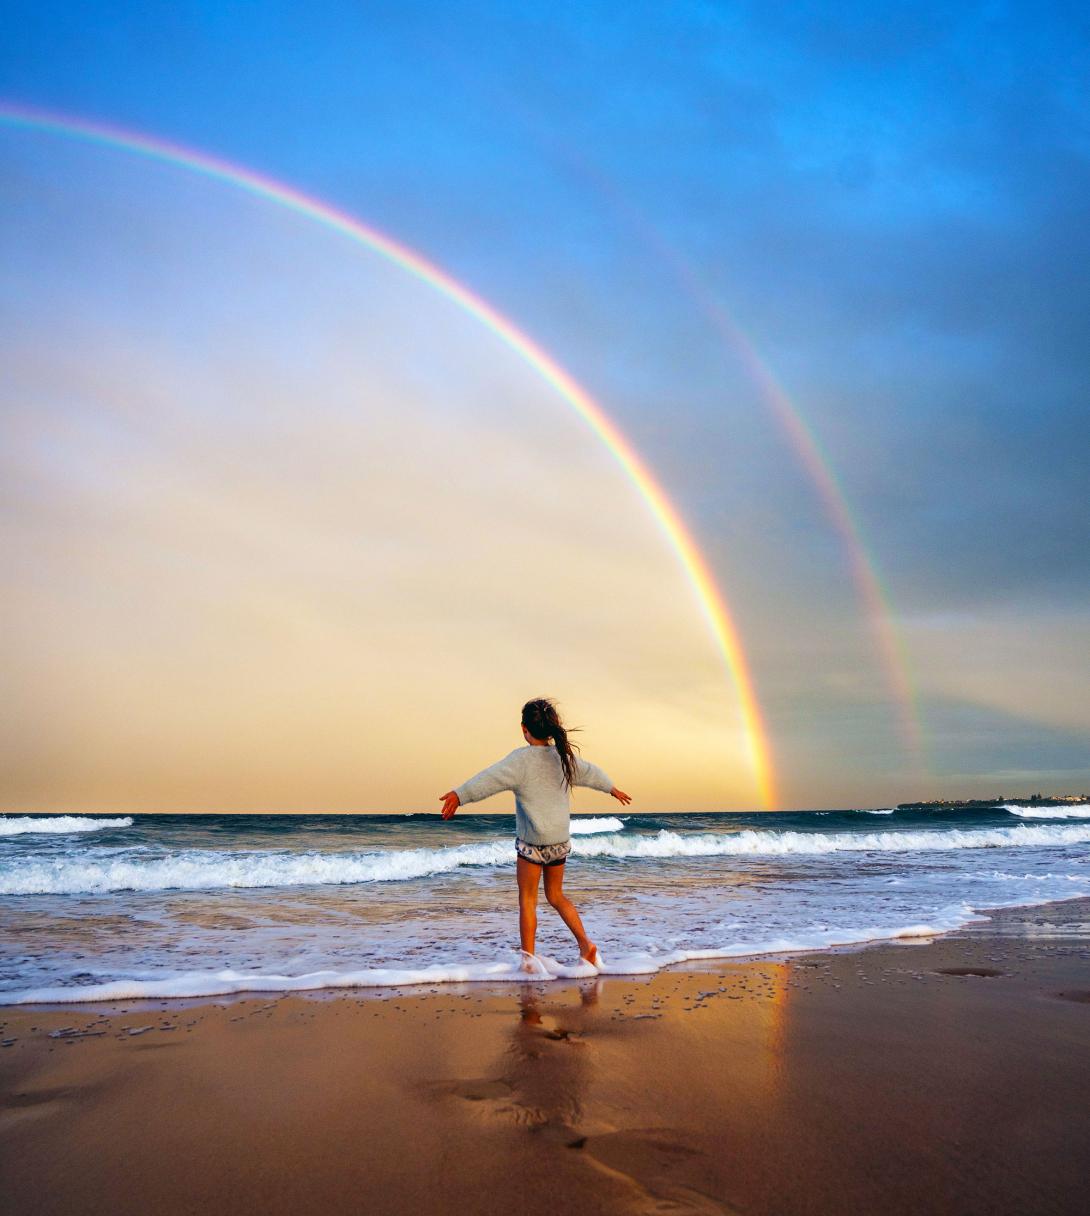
[0, 100, 778, 808]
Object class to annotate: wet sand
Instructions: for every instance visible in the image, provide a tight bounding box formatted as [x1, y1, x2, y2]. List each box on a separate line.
[2, 897, 1088, 1216]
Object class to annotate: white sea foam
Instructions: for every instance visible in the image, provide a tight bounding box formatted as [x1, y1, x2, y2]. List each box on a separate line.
[969, 870, 1085, 883]
[0, 815, 132, 837]
[0, 909, 980, 1004]
[1005, 805, 1090, 820]
[861, 808, 896, 815]
[570, 816, 625, 835]
[2, 822, 1087, 896]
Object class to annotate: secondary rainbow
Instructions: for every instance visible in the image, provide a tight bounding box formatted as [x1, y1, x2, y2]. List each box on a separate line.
[669, 256, 926, 773]
[563, 157, 927, 776]
[0, 100, 778, 809]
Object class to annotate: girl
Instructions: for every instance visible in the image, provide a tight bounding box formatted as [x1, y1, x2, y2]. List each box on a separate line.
[440, 697, 631, 972]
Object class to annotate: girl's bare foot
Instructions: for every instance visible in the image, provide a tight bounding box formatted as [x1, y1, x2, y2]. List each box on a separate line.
[520, 950, 542, 975]
[579, 941, 598, 966]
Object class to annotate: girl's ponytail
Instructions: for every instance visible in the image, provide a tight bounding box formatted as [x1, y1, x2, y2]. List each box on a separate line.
[521, 696, 581, 789]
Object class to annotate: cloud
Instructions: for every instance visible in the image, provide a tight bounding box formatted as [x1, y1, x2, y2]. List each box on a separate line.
[923, 698, 1090, 791]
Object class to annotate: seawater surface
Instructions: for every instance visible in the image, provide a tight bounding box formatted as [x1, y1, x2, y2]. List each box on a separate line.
[1, 806, 1088, 1003]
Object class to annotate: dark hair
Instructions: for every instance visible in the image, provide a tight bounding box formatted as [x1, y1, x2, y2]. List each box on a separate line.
[521, 697, 581, 790]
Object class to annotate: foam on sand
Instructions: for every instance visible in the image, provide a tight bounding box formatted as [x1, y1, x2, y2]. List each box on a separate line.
[0, 905, 988, 1004]
[0, 815, 133, 836]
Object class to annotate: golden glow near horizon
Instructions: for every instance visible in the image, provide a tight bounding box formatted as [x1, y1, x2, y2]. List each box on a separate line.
[1, 131, 769, 813]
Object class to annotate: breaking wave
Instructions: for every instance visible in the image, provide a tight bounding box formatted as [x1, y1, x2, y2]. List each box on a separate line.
[0, 815, 132, 837]
[1005, 805, 1090, 820]
[2, 822, 1087, 896]
[570, 816, 625, 834]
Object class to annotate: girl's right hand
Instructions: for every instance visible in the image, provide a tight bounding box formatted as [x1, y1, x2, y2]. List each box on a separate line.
[440, 791, 460, 819]
[610, 787, 632, 805]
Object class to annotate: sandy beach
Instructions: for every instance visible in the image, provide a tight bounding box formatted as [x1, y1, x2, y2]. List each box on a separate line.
[2, 896, 1087, 1216]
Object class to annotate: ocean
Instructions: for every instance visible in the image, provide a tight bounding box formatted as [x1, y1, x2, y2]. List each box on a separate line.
[2, 806, 1088, 1004]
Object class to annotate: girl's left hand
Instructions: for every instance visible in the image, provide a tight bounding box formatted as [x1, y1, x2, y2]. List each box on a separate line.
[440, 791, 460, 819]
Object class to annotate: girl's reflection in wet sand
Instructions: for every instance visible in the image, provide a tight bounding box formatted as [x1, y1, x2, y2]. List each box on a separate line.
[498, 980, 603, 1142]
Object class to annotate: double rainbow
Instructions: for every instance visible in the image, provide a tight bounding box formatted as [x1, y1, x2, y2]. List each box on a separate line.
[0, 100, 778, 808]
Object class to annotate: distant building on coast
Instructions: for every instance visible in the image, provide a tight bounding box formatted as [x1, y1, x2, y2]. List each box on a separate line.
[896, 793, 1090, 811]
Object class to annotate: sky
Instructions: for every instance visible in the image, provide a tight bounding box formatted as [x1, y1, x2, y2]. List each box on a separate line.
[1, 1, 1087, 812]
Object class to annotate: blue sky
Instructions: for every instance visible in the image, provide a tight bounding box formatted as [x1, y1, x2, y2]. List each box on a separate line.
[2, 2, 1088, 807]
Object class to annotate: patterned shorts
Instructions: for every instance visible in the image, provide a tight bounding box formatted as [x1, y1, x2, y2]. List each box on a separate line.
[515, 837, 572, 867]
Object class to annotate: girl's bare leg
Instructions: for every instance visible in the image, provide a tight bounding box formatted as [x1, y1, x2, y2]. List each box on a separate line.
[516, 857, 542, 960]
[543, 864, 597, 963]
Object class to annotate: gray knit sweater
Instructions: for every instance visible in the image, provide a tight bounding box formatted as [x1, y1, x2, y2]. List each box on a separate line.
[454, 744, 614, 845]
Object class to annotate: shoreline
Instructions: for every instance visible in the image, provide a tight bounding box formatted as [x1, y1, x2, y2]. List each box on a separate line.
[2, 896, 1087, 1215]
[4, 888, 1087, 1008]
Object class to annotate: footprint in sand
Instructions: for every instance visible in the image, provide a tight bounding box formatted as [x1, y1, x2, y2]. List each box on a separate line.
[0, 1085, 79, 1133]
[576, 1128, 737, 1215]
[430, 1077, 513, 1103]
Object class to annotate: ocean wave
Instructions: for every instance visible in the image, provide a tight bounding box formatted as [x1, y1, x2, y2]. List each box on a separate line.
[817, 808, 894, 816]
[570, 816, 624, 835]
[1005, 805, 1090, 820]
[2, 822, 1087, 896]
[0, 839, 515, 895]
[573, 822, 1090, 860]
[0, 815, 132, 837]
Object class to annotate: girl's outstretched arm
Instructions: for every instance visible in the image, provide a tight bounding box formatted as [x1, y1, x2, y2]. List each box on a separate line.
[571, 755, 614, 793]
[440, 749, 524, 819]
[571, 755, 631, 804]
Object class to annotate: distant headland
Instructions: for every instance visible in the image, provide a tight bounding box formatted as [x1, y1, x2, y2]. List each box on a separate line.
[897, 793, 1090, 811]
